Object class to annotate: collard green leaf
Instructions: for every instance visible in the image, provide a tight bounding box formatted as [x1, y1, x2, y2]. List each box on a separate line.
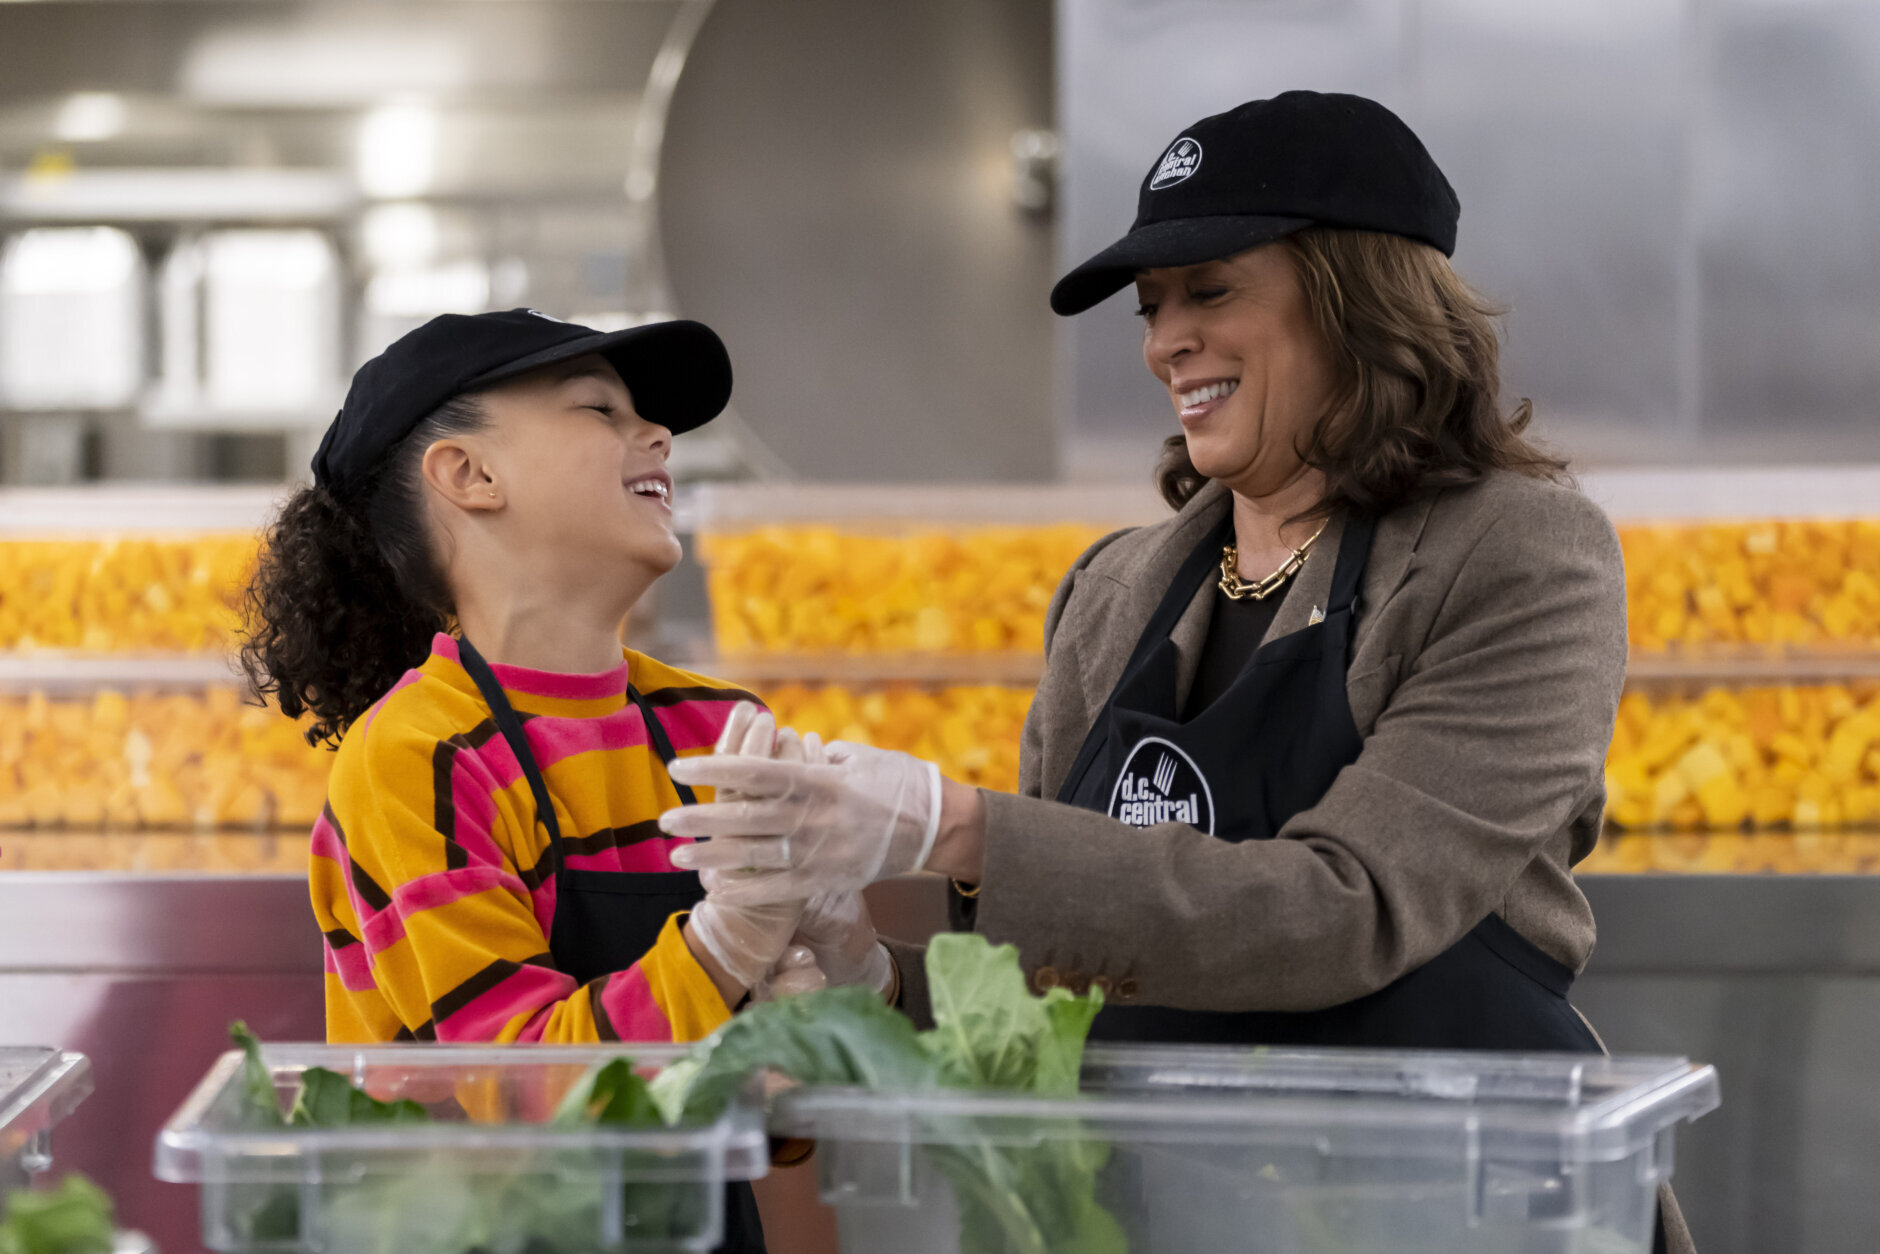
[923, 933, 1104, 1095]
[228, 1020, 284, 1128]
[288, 1067, 429, 1127]
[672, 985, 939, 1124]
[0, 1174, 115, 1254]
[550, 1058, 662, 1128]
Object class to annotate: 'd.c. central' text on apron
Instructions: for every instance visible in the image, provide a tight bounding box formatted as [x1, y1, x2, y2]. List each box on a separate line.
[455, 637, 765, 1254]
[1057, 512, 1601, 1052]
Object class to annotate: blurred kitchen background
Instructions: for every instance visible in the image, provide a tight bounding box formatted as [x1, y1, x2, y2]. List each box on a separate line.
[3, 2, 1880, 1252]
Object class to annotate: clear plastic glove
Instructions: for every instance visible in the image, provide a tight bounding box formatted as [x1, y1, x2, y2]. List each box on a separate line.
[793, 890, 894, 994]
[753, 943, 829, 1001]
[681, 706, 814, 991]
[662, 730, 942, 906]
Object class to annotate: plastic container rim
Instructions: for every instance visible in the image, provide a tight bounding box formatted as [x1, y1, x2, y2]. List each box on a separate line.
[772, 1046, 1721, 1162]
[153, 1043, 769, 1183]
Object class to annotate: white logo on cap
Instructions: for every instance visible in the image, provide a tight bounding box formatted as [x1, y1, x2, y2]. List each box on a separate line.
[1149, 137, 1203, 190]
[524, 309, 566, 323]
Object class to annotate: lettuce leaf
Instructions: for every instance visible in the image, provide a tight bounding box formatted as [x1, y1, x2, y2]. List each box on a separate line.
[0, 1175, 114, 1254]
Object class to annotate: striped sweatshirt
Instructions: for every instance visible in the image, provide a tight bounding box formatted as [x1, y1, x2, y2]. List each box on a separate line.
[311, 633, 757, 1045]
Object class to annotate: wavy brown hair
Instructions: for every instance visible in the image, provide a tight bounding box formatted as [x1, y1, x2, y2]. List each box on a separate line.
[239, 395, 488, 747]
[1155, 226, 1567, 514]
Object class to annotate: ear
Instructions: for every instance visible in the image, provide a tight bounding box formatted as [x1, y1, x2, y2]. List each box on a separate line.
[420, 438, 502, 513]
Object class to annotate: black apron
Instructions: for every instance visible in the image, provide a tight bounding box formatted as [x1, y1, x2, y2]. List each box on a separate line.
[1058, 514, 1602, 1053]
[456, 637, 765, 1254]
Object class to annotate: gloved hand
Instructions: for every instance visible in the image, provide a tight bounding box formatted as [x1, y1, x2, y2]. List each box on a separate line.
[792, 889, 895, 995]
[662, 723, 942, 906]
[681, 706, 819, 992]
[736, 721, 895, 997]
[753, 942, 829, 1001]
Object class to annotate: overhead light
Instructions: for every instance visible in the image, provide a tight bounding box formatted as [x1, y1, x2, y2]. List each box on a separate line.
[358, 102, 437, 199]
[361, 201, 439, 268]
[54, 93, 126, 143]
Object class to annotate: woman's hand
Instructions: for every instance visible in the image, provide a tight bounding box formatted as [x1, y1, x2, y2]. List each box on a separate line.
[662, 731, 941, 905]
[680, 705, 822, 1004]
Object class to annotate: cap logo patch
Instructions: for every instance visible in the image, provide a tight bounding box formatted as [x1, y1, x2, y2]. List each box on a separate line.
[524, 308, 566, 323]
[1149, 137, 1203, 190]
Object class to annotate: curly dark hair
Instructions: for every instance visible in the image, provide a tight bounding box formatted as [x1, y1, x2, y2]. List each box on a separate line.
[1155, 226, 1567, 515]
[240, 395, 488, 747]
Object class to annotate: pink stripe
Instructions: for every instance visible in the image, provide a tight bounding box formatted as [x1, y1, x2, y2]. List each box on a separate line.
[523, 715, 653, 770]
[563, 842, 687, 874]
[359, 866, 525, 954]
[599, 964, 674, 1042]
[324, 937, 377, 992]
[435, 964, 577, 1041]
[311, 813, 381, 947]
[391, 864, 528, 917]
[529, 875, 558, 942]
[430, 633, 630, 702]
[647, 699, 745, 753]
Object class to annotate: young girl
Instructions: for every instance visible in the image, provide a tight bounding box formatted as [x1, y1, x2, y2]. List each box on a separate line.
[240, 308, 811, 1055]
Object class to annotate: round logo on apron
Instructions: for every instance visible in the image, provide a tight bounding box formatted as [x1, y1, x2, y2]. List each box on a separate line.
[1107, 736, 1214, 834]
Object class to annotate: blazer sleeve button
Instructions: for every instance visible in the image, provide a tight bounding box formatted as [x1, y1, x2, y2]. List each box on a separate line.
[1115, 977, 1139, 1003]
[1066, 973, 1091, 996]
[1033, 965, 1061, 992]
[1091, 975, 1114, 997]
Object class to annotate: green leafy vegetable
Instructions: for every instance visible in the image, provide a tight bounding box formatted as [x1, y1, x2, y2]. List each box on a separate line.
[551, 1058, 661, 1128]
[0, 1174, 114, 1254]
[651, 933, 1124, 1254]
[289, 1068, 428, 1127]
[922, 933, 1103, 1098]
[229, 1020, 284, 1128]
[669, 985, 939, 1125]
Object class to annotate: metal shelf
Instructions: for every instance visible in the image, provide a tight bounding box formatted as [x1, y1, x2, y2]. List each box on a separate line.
[0, 654, 241, 693]
[4, 646, 1880, 693]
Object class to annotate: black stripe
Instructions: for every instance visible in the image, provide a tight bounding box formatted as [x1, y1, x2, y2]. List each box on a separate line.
[321, 801, 347, 847]
[433, 720, 506, 871]
[588, 972, 620, 1042]
[393, 1020, 437, 1042]
[559, 819, 665, 859]
[638, 684, 762, 709]
[349, 856, 392, 913]
[432, 957, 527, 1024]
[323, 927, 360, 951]
[517, 843, 560, 893]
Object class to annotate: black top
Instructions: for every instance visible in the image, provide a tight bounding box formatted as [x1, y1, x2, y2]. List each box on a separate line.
[1182, 578, 1291, 721]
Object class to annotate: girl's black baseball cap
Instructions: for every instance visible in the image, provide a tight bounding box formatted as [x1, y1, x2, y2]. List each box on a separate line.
[1050, 91, 1460, 316]
[312, 309, 732, 496]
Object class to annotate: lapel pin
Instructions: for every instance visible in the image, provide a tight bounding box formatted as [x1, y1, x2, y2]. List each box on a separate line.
[1309, 606, 1325, 625]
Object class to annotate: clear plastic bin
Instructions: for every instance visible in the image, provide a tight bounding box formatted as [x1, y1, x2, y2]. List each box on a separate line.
[771, 1045, 1720, 1254]
[154, 1044, 770, 1253]
[0, 1048, 92, 1207]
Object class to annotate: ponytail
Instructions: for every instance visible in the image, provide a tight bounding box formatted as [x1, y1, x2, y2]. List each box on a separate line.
[240, 395, 488, 746]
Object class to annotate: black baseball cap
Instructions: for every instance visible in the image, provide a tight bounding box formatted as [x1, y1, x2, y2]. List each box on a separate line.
[1051, 91, 1460, 316]
[313, 308, 732, 495]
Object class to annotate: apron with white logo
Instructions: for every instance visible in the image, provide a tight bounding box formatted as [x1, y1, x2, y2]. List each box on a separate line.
[1057, 512, 1602, 1053]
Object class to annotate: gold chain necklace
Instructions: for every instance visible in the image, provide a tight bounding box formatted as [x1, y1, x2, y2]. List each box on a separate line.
[1218, 520, 1328, 601]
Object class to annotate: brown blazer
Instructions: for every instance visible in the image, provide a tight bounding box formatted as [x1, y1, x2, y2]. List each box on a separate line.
[885, 469, 1695, 1251]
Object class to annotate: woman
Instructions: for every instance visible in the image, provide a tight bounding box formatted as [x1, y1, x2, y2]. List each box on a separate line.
[663, 92, 1693, 1251]
[241, 308, 808, 1252]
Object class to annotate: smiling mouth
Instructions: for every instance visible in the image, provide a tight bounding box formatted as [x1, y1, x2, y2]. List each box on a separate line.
[1178, 379, 1239, 408]
[626, 476, 671, 506]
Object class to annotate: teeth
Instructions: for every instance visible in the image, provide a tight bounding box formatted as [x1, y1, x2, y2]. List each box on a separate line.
[628, 479, 669, 499]
[1179, 380, 1239, 408]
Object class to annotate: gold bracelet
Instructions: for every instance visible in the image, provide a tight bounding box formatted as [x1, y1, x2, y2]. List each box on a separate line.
[951, 878, 982, 899]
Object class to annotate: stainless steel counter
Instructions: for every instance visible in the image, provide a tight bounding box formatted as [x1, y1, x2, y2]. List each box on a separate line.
[1, 871, 1872, 1254]
[0, 874, 324, 1254]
